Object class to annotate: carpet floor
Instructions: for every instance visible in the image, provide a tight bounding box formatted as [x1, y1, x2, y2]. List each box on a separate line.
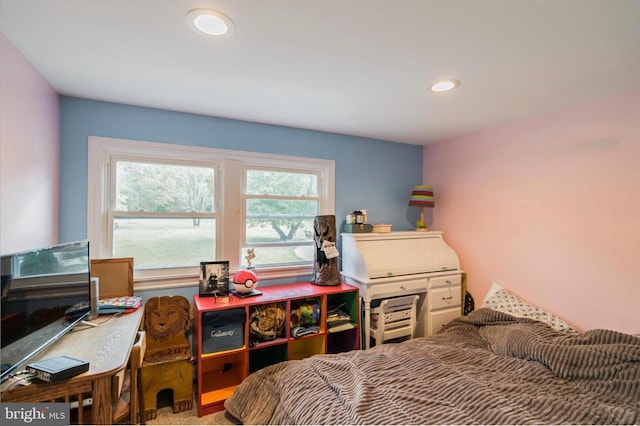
[146, 405, 236, 425]
[144, 391, 238, 425]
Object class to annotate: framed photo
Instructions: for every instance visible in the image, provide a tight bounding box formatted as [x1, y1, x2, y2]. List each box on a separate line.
[199, 261, 230, 297]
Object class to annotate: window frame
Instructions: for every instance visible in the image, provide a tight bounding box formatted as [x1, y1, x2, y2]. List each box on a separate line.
[88, 136, 335, 290]
[241, 164, 323, 267]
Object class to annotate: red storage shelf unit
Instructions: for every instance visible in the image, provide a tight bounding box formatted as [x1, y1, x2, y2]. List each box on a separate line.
[193, 282, 360, 417]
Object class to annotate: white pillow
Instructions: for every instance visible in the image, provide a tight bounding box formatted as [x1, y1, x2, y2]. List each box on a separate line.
[482, 281, 504, 306]
[482, 282, 578, 333]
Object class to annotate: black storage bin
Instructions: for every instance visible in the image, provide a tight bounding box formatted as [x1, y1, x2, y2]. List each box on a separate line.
[202, 308, 246, 353]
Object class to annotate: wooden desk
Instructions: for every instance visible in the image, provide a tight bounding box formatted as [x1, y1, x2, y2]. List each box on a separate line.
[340, 231, 462, 348]
[1, 307, 144, 425]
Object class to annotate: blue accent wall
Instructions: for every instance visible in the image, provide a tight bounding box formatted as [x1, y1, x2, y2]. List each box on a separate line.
[59, 97, 423, 243]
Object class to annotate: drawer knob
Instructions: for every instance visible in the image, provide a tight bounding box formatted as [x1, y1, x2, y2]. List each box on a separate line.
[400, 285, 406, 291]
[442, 296, 453, 301]
[446, 280, 452, 285]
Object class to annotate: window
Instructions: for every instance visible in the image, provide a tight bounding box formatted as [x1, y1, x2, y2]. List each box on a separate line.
[242, 168, 320, 268]
[88, 137, 334, 290]
[112, 161, 217, 270]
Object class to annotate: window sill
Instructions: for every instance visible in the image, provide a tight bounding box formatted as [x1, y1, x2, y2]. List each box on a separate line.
[134, 265, 314, 292]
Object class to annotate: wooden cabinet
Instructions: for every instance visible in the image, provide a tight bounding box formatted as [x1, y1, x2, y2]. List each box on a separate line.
[193, 282, 360, 417]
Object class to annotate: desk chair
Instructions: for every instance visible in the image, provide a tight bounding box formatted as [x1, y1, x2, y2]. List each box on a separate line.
[72, 330, 146, 425]
[370, 295, 420, 346]
[113, 330, 147, 424]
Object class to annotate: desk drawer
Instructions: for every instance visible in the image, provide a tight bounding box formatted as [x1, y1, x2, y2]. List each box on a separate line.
[428, 308, 461, 335]
[368, 278, 428, 300]
[429, 274, 461, 289]
[428, 285, 461, 311]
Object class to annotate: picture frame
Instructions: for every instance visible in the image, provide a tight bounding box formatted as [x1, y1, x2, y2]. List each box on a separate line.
[199, 261, 230, 297]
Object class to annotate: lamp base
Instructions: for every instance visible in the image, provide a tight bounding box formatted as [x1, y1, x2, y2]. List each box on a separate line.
[415, 228, 428, 232]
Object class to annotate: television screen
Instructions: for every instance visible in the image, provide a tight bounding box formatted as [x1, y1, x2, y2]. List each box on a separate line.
[1, 240, 91, 381]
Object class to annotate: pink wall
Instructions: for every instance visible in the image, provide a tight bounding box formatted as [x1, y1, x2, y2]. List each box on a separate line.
[424, 91, 640, 334]
[0, 33, 60, 254]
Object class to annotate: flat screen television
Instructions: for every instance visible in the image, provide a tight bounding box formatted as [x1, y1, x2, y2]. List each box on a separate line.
[1, 240, 91, 382]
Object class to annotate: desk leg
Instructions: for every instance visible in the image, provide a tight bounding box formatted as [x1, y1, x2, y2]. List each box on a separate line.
[92, 376, 113, 425]
[362, 298, 371, 350]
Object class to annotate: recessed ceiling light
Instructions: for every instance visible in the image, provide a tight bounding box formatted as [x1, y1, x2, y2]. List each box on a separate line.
[429, 79, 461, 93]
[186, 9, 234, 36]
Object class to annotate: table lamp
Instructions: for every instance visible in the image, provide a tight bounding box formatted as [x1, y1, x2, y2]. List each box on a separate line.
[408, 185, 434, 231]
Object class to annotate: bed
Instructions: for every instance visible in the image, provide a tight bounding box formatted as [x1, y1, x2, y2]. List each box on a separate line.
[224, 309, 639, 424]
[221, 287, 640, 425]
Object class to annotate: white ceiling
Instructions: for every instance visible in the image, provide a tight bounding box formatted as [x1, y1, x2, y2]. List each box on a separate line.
[1, 0, 639, 145]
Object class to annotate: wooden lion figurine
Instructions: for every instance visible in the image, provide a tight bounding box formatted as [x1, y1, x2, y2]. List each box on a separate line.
[144, 295, 192, 362]
[141, 295, 193, 420]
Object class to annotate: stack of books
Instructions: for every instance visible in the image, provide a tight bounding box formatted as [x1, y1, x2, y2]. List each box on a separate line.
[98, 296, 142, 314]
[327, 303, 355, 333]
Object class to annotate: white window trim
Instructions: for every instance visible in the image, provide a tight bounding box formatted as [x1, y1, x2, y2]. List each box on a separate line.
[87, 136, 335, 291]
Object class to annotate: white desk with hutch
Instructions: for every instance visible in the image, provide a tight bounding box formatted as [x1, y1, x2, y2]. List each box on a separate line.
[340, 231, 462, 349]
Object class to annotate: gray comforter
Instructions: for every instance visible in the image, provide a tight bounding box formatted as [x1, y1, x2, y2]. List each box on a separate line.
[224, 308, 640, 425]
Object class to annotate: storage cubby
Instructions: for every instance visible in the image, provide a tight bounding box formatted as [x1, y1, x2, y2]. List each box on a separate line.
[249, 343, 288, 374]
[326, 327, 360, 354]
[290, 297, 322, 332]
[248, 301, 287, 347]
[194, 282, 360, 417]
[199, 351, 247, 412]
[289, 334, 326, 360]
[326, 291, 359, 335]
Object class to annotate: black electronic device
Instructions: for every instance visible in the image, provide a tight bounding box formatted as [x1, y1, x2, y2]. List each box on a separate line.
[27, 355, 89, 382]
